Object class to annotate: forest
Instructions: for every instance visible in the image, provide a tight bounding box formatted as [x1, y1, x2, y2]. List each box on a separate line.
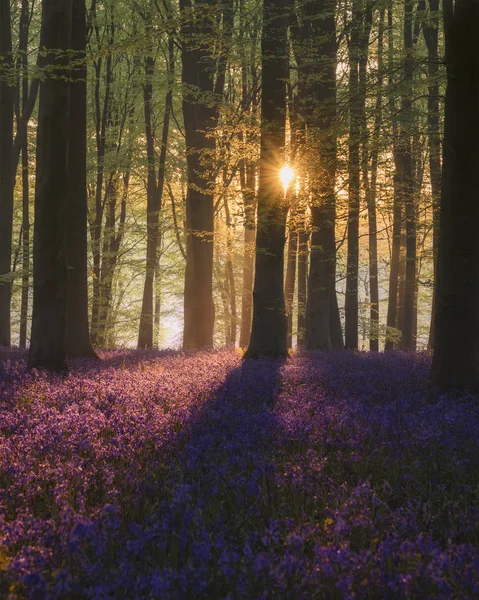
[0, 0, 478, 597]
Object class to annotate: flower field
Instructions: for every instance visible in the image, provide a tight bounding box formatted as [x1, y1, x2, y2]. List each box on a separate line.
[0, 349, 478, 598]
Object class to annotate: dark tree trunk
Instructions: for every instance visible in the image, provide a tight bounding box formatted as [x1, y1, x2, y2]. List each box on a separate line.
[245, 0, 290, 358]
[296, 210, 309, 348]
[29, 0, 72, 371]
[65, 0, 97, 358]
[364, 7, 382, 352]
[291, 0, 339, 350]
[345, 0, 371, 350]
[181, 0, 232, 349]
[431, 0, 479, 389]
[239, 162, 256, 349]
[421, 0, 441, 350]
[18, 0, 30, 349]
[400, 0, 416, 350]
[0, 0, 14, 346]
[385, 1, 402, 350]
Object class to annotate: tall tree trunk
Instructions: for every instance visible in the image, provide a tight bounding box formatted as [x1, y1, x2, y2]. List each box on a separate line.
[421, 0, 441, 350]
[365, 9, 384, 351]
[345, 0, 371, 349]
[29, 0, 72, 371]
[400, 0, 416, 350]
[291, 0, 339, 350]
[245, 0, 290, 358]
[0, 0, 14, 346]
[181, 0, 232, 349]
[431, 0, 479, 389]
[19, 0, 30, 349]
[385, 0, 402, 350]
[65, 0, 97, 358]
[239, 162, 256, 348]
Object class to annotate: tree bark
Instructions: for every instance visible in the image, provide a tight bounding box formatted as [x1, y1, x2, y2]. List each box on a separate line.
[285, 222, 298, 349]
[431, 0, 479, 389]
[181, 0, 233, 349]
[239, 161, 256, 349]
[18, 0, 30, 349]
[0, 0, 14, 346]
[400, 0, 416, 350]
[65, 0, 97, 358]
[29, 0, 72, 371]
[245, 0, 290, 358]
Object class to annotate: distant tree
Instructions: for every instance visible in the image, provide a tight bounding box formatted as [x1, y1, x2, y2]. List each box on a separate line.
[29, 0, 72, 371]
[431, 0, 479, 389]
[245, 0, 290, 358]
[138, 2, 174, 350]
[0, 0, 14, 346]
[65, 0, 97, 358]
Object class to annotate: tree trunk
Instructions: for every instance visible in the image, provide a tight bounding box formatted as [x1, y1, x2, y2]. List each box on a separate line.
[384, 0, 402, 351]
[181, 0, 232, 349]
[345, 0, 371, 350]
[421, 0, 441, 350]
[285, 224, 298, 349]
[19, 0, 30, 349]
[245, 0, 290, 358]
[239, 162, 256, 349]
[29, 0, 72, 371]
[431, 0, 479, 389]
[400, 0, 416, 350]
[296, 211, 309, 348]
[291, 0, 339, 350]
[0, 0, 14, 346]
[65, 0, 97, 358]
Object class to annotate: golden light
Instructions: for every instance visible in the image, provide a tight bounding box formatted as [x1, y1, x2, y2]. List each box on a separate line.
[280, 165, 294, 192]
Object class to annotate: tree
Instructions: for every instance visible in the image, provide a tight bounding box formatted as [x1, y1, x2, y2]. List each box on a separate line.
[138, 3, 174, 350]
[28, 0, 72, 371]
[181, 0, 233, 349]
[0, 0, 14, 347]
[291, 0, 341, 350]
[245, 0, 290, 358]
[431, 0, 479, 389]
[65, 0, 97, 358]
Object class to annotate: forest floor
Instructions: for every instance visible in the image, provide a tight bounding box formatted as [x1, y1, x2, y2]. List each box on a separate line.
[0, 349, 478, 599]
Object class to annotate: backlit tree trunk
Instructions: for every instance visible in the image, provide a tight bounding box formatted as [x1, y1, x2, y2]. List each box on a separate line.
[245, 0, 290, 358]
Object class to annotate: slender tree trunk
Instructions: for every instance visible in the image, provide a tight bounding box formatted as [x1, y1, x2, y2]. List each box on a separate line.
[421, 0, 441, 350]
[224, 196, 237, 346]
[285, 223, 298, 349]
[65, 0, 97, 358]
[363, 7, 382, 351]
[245, 0, 290, 358]
[29, 0, 72, 371]
[0, 0, 14, 346]
[400, 0, 416, 350]
[296, 209, 309, 348]
[385, 1, 402, 350]
[431, 0, 479, 389]
[19, 0, 30, 348]
[239, 162, 256, 348]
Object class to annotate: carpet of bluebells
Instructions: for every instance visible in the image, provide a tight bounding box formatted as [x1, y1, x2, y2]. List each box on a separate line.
[0, 348, 478, 599]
